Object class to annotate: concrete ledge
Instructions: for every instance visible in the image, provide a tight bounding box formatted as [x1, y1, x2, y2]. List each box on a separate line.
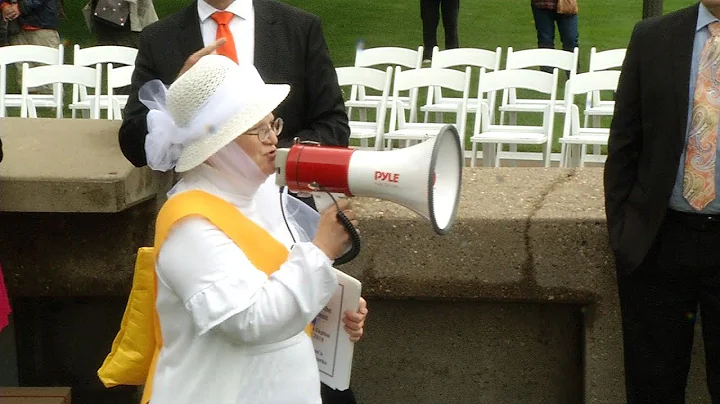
[0, 118, 156, 212]
[0, 162, 711, 403]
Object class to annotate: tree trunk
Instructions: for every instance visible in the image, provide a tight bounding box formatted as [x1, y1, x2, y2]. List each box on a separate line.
[642, 0, 663, 18]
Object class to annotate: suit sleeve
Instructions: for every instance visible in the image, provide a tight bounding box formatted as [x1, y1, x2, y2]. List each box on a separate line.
[604, 23, 644, 229]
[118, 29, 157, 167]
[292, 17, 350, 147]
[18, 0, 49, 13]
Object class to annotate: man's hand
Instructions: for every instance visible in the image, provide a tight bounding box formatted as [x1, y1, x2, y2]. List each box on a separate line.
[176, 38, 227, 79]
[343, 297, 368, 343]
[2, 4, 20, 20]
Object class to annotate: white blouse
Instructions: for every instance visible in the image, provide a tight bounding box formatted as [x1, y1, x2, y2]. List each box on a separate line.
[149, 164, 338, 404]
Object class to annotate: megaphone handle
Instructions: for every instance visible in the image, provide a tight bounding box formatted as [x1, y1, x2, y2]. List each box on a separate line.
[333, 210, 361, 266]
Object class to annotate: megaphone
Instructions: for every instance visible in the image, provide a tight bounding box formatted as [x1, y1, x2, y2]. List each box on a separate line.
[275, 124, 463, 264]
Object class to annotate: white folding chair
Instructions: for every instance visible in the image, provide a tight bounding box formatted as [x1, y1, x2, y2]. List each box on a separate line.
[470, 68, 559, 167]
[71, 45, 138, 118]
[107, 63, 135, 120]
[0, 44, 64, 118]
[381, 66, 471, 151]
[347, 46, 423, 122]
[499, 47, 578, 125]
[420, 46, 502, 124]
[584, 47, 626, 128]
[21, 63, 102, 119]
[559, 70, 620, 167]
[336, 66, 392, 149]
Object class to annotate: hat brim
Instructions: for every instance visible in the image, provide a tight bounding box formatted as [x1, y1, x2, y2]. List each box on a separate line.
[174, 83, 291, 173]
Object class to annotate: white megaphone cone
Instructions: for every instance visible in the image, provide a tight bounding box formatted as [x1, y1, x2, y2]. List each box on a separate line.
[275, 124, 463, 234]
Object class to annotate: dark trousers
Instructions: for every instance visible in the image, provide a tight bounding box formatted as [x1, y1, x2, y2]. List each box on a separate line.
[420, 0, 459, 60]
[616, 210, 720, 403]
[530, 5, 578, 52]
[321, 384, 357, 404]
[530, 5, 578, 77]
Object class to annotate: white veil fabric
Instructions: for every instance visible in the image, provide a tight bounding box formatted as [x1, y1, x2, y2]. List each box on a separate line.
[139, 75, 259, 172]
[167, 140, 322, 245]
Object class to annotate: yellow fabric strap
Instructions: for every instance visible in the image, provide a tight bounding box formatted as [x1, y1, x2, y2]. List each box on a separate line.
[141, 190, 313, 404]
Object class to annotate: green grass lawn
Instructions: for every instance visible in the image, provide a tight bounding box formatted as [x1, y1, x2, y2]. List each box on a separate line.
[14, 0, 697, 152]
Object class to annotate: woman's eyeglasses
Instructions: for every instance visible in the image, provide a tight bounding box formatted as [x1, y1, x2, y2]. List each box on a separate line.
[246, 117, 283, 143]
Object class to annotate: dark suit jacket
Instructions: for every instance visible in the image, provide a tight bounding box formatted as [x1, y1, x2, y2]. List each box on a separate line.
[118, 0, 350, 167]
[604, 4, 699, 275]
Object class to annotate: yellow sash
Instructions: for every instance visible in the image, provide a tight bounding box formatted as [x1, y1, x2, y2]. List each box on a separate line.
[97, 190, 313, 404]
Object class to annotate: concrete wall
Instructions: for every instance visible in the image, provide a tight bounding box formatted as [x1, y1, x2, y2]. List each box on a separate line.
[0, 118, 712, 403]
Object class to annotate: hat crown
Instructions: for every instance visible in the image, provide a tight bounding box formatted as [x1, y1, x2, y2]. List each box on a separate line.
[166, 55, 266, 128]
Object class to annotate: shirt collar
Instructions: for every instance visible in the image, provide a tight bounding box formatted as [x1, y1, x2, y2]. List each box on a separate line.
[697, 2, 719, 32]
[198, 0, 253, 22]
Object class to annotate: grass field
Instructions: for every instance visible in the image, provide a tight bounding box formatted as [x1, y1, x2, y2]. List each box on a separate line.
[19, 0, 699, 151]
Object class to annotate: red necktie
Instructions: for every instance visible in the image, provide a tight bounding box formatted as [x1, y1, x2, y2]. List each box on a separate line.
[211, 11, 238, 63]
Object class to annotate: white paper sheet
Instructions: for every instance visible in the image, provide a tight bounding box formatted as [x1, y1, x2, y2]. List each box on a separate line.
[312, 269, 362, 391]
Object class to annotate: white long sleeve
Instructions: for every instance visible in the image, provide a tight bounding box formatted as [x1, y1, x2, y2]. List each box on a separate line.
[156, 217, 338, 344]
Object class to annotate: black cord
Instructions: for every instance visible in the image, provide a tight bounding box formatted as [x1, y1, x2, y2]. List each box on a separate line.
[313, 185, 361, 266]
[279, 186, 297, 245]
[279, 185, 361, 266]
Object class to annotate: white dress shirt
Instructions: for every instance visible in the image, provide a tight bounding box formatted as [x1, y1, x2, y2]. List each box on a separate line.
[197, 0, 255, 64]
[149, 164, 338, 404]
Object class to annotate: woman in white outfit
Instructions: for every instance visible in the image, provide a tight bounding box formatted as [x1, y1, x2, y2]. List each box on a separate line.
[140, 54, 366, 404]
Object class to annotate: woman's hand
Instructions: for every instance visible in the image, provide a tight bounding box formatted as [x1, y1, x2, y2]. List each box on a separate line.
[313, 198, 358, 260]
[343, 297, 367, 342]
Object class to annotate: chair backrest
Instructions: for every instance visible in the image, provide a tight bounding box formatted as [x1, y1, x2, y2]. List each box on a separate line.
[427, 46, 503, 116]
[74, 44, 138, 66]
[588, 47, 627, 72]
[505, 47, 579, 74]
[21, 64, 102, 118]
[0, 44, 64, 117]
[563, 70, 620, 136]
[478, 69, 558, 95]
[107, 63, 135, 120]
[73, 45, 138, 103]
[336, 66, 393, 92]
[430, 46, 502, 71]
[354, 46, 423, 69]
[565, 70, 621, 98]
[475, 69, 559, 137]
[390, 66, 471, 138]
[336, 66, 393, 148]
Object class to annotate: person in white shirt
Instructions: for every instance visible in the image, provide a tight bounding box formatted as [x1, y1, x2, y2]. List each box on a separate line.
[139, 54, 366, 404]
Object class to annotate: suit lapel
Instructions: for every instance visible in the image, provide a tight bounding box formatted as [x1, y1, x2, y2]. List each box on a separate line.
[670, 5, 700, 143]
[179, 1, 205, 62]
[253, 0, 277, 79]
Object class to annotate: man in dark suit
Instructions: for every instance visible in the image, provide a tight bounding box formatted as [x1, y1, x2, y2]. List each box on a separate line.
[118, 0, 349, 167]
[605, 1, 720, 402]
[117, 1, 357, 403]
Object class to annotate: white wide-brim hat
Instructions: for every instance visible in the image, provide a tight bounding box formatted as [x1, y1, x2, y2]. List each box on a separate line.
[142, 54, 289, 173]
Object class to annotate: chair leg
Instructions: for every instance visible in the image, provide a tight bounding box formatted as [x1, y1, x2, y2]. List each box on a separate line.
[559, 143, 567, 168]
[471, 142, 478, 167]
[424, 110, 430, 123]
[495, 143, 502, 167]
[580, 145, 588, 168]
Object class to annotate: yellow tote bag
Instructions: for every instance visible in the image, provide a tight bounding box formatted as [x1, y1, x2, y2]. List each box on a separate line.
[98, 190, 313, 403]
